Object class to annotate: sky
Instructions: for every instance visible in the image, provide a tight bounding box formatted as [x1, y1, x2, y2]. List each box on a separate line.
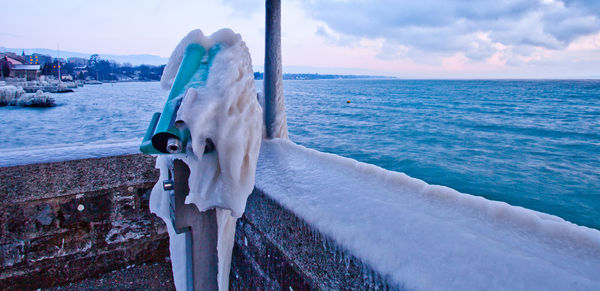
[1, 0, 600, 78]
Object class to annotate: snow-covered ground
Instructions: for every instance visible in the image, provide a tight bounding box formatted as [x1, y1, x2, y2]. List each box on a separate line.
[255, 138, 600, 290]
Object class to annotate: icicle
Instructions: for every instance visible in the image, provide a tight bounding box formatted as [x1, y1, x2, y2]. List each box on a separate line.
[333, 247, 337, 262]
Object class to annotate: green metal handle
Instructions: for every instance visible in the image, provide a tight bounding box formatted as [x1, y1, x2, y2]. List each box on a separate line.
[140, 43, 221, 154]
[140, 112, 162, 154]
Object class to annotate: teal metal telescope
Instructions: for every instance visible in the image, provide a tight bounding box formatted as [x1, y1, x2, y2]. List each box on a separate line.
[140, 42, 222, 290]
[140, 43, 221, 154]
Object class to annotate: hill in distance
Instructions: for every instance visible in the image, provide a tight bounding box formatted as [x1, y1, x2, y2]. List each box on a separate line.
[0, 47, 168, 66]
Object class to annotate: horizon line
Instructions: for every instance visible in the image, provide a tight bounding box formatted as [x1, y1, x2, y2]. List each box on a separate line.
[3, 47, 598, 80]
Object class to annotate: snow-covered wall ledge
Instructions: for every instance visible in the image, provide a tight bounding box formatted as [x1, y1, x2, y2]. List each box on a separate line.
[254, 139, 600, 290]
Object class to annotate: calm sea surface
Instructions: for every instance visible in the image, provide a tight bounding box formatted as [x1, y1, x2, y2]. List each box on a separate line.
[1, 80, 599, 229]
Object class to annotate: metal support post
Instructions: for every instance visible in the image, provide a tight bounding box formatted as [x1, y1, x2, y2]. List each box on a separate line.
[170, 159, 219, 291]
[264, 0, 285, 138]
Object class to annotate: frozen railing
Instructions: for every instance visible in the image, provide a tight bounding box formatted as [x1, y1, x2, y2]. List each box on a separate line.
[254, 138, 600, 290]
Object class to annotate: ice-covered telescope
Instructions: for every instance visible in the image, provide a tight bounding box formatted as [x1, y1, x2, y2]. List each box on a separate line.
[140, 44, 221, 154]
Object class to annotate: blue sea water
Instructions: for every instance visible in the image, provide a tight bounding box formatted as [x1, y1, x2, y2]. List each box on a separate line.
[1, 80, 599, 229]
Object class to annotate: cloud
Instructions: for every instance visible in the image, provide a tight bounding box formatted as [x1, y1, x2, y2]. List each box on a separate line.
[305, 0, 600, 64]
[316, 25, 358, 46]
[219, 0, 263, 18]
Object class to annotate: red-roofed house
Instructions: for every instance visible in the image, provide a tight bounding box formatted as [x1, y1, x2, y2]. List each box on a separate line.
[5, 55, 23, 65]
[0, 53, 41, 80]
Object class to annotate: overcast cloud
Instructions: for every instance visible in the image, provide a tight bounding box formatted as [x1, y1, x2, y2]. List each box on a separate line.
[2, 0, 598, 77]
[305, 0, 600, 62]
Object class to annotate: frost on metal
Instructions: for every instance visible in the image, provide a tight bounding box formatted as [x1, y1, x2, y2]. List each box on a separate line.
[150, 28, 262, 290]
[266, 76, 288, 140]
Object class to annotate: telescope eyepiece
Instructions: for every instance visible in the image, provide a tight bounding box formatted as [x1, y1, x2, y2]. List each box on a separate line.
[204, 138, 215, 153]
[167, 137, 182, 154]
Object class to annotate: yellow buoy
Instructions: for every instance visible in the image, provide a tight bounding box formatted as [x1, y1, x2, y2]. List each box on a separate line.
[346, 100, 351, 103]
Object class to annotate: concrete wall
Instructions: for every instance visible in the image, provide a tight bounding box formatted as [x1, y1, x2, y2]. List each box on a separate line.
[0, 154, 168, 290]
[0, 154, 396, 290]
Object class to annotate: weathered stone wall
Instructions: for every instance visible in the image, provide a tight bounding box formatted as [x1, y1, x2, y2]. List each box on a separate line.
[231, 188, 397, 290]
[1, 154, 397, 290]
[0, 154, 169, 290]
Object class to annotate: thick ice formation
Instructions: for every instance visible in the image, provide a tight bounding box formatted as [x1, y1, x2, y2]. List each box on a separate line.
[150, 29, 262, 290]
[0, 86, 55, 107]
[0, 85, 25, 106]
[264, 76, 288, 139]
[270, 84, 288, 139]
[162, 28, 263, 218]
[256, 138, 600, 290]
[17, 90, 55, 107]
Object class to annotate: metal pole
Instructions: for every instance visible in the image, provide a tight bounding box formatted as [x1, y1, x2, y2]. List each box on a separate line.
[172, 160, 218, 291]
[57, 44, 61, 83]
[264, 0, 287, 139]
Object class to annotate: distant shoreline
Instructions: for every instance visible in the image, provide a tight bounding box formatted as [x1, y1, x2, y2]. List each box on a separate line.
[253, 72, 396, 80]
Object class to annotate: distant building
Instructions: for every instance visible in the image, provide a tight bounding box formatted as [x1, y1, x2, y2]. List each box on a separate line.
[10, 64, 41, 81]
[25, 54, 53, 66]
[72, 66, 87, 79]
[68, 57, 87, 66]
[25, 55, 38, 65]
